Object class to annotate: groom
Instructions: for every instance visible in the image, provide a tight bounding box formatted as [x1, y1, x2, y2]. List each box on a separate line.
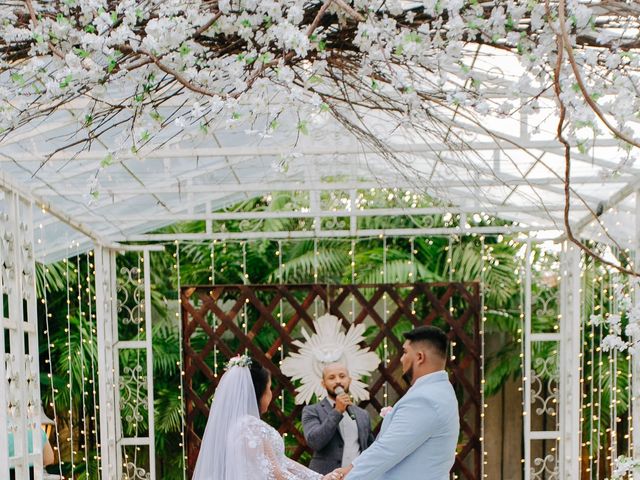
[334, 325, 459, 480]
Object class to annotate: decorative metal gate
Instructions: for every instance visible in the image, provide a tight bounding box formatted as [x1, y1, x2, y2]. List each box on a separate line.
[182, 282, 482, 480]
[523, 241, 581, 480]
[95, 247, 157, 480]
[0, 191, 43, 479]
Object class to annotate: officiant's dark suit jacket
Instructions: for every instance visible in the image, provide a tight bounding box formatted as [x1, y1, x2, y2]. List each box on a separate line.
[302, 398, 375, 475]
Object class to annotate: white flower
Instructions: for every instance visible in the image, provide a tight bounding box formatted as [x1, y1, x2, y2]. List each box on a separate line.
[475, 101, 490, 116]
[584, 49, 600, 66]
[618, 297, 633, 312]
[447, 91, 470, 106]
[190, 102, 205, 119]
[270, 22, 310, 57]
[625, 323, 640, 339]
[530, 4, 545, 31]
[2, 26, 31, 43]
[488, 7, 506, 34]
[422, 0, 439, 17]
[601, 334, 628, 353]
[572, 4, 593, 30]
[612, 455, 640, 479]
[499, 101, 514, 115]
[589, 314, 604, 326]
[287, 5, 304, 25]
[506, 31, 520, 46]
[227, 355, 252, 369]
[380, 406, 393, 418]
[93, 9, 114, 35]
[605, 53, 621, 70]
[446, 0, 464, 15]
[628, 305, 640, 324]
[596, 29, 618, 45]
[276, 65, 295, 84]
[386, 0, 404, 16]
[608, 314, 622, 335]
[218, 0, 231, 14]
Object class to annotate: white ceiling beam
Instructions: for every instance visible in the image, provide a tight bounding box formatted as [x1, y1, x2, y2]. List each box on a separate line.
[30, 152, 606, 236]
[428, 112, 640, 176]
[119, 224, 558, 242]
[31, 171, 600, 228]
[0, 170, 114, 248]
[423, 152, 605, 204]
[31, 175, 628, 197]
[30, 150, 263, 195]
[35, 233, 165, 263]
[3, 136, 626, 163]
[72, 204, 590, 223]
[0, 120, 78, 149]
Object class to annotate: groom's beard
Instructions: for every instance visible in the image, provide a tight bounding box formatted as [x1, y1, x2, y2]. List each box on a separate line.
[402, 365, 414, 386]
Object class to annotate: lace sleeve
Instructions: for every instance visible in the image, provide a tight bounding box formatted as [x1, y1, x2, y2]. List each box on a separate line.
[237, 416, 323, 480]
[282, 457, 324, 480]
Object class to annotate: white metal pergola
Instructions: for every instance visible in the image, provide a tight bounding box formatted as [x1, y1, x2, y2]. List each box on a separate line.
[2, 108, 637, 254]
[1, 70, 640, 480]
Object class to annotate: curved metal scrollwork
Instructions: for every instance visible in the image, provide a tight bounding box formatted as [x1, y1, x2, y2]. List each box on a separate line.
[531, 454, 558, 480]
[117, 266, 144, 325]
[409, 214, 436, 229]
[323, 217, 347, 230]
[123, 462, 151, 480]
[24, 354, 39, 428]
[532, 290, 556, 319]
[5, 353, 18, 419]
[20, 224, 34, 302]
[533, 355, 558, 379]
[238, 218, 265, 232]
[120, 365, 147, 423]
[531, 357, 559, 416]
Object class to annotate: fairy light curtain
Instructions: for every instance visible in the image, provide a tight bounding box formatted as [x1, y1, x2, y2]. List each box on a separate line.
[580, 245, 639, 479]
[180, 238, 483, 480]
[7, 216, 639, 480]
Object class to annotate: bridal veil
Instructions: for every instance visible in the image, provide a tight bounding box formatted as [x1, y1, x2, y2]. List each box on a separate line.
[191, 363, 260, 480]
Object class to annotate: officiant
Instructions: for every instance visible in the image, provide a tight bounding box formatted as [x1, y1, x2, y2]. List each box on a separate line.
[301, 363, 375, 475]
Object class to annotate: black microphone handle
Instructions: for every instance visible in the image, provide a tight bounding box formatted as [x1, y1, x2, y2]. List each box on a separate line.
[335, 387, 357, 420]
[346, 405, 356, 421]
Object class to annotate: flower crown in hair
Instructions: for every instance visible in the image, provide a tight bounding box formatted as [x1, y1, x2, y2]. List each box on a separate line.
[227, 355, 252, 369]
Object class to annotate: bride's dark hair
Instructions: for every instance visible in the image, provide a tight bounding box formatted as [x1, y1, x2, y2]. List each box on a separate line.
[249, 360, 270, 405]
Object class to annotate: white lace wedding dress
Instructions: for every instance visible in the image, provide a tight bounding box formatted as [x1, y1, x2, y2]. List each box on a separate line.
[192, 362, 323, 480]
[233, 415, 322, 480]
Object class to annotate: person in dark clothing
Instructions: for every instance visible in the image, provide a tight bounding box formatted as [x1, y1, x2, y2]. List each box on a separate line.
[302, 363, 374, 475]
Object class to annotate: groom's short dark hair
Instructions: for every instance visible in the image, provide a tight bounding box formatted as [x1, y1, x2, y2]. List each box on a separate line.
[403, 325, 448, 359]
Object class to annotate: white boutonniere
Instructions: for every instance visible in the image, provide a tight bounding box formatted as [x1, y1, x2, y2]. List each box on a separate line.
[380, 406, 393, 418]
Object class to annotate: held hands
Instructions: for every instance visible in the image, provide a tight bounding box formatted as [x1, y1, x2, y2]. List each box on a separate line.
[334, 392, 353, 414]
[324, 466, 352, 480]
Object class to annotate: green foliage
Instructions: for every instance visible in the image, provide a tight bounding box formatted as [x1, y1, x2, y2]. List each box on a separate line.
[40, 190, 532, 477]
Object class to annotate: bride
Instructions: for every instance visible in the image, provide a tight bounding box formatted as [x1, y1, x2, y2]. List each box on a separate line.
[192, 355, 343, 480]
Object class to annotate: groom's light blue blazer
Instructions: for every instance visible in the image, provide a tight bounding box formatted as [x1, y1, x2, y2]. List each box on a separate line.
[346, 370, 459, 480]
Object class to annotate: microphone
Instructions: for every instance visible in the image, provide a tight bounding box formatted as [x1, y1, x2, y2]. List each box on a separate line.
[335, 386, 356, 420]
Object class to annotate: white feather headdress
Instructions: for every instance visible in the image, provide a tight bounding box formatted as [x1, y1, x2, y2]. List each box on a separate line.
[281, 314, 380, 405]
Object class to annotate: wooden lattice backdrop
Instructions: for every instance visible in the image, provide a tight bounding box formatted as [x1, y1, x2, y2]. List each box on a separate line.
[182, 283, 481, 480]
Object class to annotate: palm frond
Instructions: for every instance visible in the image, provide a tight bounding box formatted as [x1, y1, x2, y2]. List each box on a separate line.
[447, 241, 518, 307]
[155, 388, 184, 433]
[35, 261, 67, 297]
[272, 246, 349, 283]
